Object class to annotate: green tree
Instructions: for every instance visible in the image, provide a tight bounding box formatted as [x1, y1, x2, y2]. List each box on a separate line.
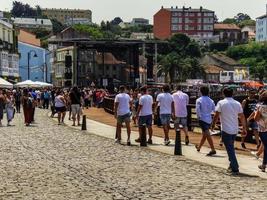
[158, 34, 203, 83]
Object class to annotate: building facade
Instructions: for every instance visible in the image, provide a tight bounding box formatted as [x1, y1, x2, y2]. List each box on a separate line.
[131, 18, 149, 26]
[214, 23, 243, 44]
[0, 18, 20, 82]
[18, 42, 51, 82]
[12, 18, 53, 31]
[256, 14, 267, 42]
[153, 6, 215, 40]
[42, 8, 92, 25]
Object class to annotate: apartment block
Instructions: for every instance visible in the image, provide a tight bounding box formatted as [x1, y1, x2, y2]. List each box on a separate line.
[153, 6, 215, 40]
[42, 8, 92, 25]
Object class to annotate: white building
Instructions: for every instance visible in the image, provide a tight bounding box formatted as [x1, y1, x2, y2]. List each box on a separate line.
[65, 18, 91, 26]
[12, 17, 53, 31]
[0, 18, 20, 80]
[256, 14, 267, 42]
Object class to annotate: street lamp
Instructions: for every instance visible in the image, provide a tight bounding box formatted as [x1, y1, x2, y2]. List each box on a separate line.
[27, 50, 38, 80]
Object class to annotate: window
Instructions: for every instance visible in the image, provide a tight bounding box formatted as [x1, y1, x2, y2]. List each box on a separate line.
[197, 18, 202, 23]
[185, 25, 189, 30]
[197, 12, 202, 17]
[171, 17, 179, 23]
[189, 13, 195, 17]
[172, 12, 178, 16]
[171, 25, 178, 31]
[197, 25, 202, 30]
[203, 25, 213, 30]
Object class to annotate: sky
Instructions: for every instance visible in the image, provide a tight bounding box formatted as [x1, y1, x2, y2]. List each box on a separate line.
[1, 0, 267, 24]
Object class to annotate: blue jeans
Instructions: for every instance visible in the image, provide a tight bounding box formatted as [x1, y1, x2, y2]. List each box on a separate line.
[222, 131, 239, 172]
[259, 132, 267, 165]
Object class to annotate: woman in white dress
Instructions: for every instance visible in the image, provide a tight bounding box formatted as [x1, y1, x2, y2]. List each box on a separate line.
[5, 90, 15, 126]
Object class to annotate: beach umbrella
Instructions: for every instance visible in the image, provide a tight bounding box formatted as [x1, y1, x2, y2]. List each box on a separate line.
[35, 81, 53, 87]
[15, 80, 40, 88]
[0, 78, 13, 89]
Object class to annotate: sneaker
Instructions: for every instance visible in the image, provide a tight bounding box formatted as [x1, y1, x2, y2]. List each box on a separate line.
[127, 140, 131, 146]
[258, 165, 266, 172]
[135, 138, 140, 143]
[115, 139, 121, 144]
[164, 140, 171, 146]
[251, 151, 259, 159]
[195, 145, 200, 152]
[147, 139, 153, 144]
[185, 136, 189, 145]
[206, 150, 216, 156]
[241, 142, 246, 149]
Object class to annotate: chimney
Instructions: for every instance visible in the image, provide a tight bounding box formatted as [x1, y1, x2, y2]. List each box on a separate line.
[171, 6, 173, 10]
[189, 7, 191, 10]
[176, 6, 178, 9]
[183, 6, 185, 11]
[161, 6, 163, 9]
[200, 6, 203, 12]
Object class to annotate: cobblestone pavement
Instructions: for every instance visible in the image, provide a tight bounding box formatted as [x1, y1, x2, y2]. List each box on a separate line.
[0, 110, 267, 200]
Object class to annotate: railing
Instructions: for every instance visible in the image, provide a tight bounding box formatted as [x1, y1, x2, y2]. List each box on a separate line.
[103, 96, 255, 143]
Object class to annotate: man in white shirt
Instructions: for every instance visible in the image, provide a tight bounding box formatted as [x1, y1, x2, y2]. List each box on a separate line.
[211, 87, 247, 174]
[155, 85, 174, 145]
[114, 85, 132, 145]
[172, 86, 190, 145]
[136, 86, 153, 144]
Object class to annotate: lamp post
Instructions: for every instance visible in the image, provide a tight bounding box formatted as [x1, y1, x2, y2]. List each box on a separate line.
[27, 50, 38, 80]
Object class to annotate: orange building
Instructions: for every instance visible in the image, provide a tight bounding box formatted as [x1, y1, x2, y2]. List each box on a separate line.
[18, 29, 41, 47]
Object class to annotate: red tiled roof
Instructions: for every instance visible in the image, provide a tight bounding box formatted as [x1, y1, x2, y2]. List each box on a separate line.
[214, 24, 240, 30]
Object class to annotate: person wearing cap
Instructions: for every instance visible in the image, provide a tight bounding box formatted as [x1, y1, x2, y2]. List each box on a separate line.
[241, 89, 260, 149]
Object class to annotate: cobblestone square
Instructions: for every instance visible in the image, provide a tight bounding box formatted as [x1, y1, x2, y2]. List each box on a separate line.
[0, 110, 267, 199]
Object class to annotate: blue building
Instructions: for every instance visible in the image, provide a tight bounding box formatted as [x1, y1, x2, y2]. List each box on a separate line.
[18, 41, 51, 82]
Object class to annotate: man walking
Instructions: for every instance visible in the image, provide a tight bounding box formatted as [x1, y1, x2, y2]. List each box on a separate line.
[70, 86, 83, 126]
[195, 86, 216, 156]
[172, 86, 190, 145]
[114, 85, 131, 145]
[211, 87, 247, 175]
[155, 85, 174, 145]
[136, 86, 153, 144]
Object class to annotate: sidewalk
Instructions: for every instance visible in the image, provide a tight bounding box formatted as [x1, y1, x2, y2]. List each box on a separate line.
[54, 111, 267, 179]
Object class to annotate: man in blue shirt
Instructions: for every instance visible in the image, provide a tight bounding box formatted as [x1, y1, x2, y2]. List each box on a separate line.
[195, 86, 216, 156]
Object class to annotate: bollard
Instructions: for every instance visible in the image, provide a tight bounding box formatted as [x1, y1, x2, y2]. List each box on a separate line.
[81, 115, 87, 130]
[140, 125, 147, 147]
[174, 128, 182, 155]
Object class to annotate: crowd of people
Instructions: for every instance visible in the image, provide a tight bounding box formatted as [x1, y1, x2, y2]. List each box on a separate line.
[0, 83, 267, 174]
[114, 85, 267, 174]
[0, 87, 108, 127]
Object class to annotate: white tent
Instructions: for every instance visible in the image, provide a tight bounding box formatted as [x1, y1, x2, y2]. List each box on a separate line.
[15, 80, 40, 88]
[0, 78, 13, 89]
[35, 81, 53, 87]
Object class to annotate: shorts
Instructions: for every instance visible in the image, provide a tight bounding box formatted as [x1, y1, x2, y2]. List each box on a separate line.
[248, 121, 258, 130]
[138, 115, 152, 127]
[71, 104, 82, 116]
[199, 120, 211, 132]
[174, 117, 187, 128]
[160, 114, 171, 125]
[117, 112, 131, 124]
[55, 106, 66, 113]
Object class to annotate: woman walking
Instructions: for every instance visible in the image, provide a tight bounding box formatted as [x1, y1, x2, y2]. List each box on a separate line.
[22, 89, 33, 126]
[254, 91, 267, 172]
[55, 90, 66, 125]
[5, 90, 15, 126]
